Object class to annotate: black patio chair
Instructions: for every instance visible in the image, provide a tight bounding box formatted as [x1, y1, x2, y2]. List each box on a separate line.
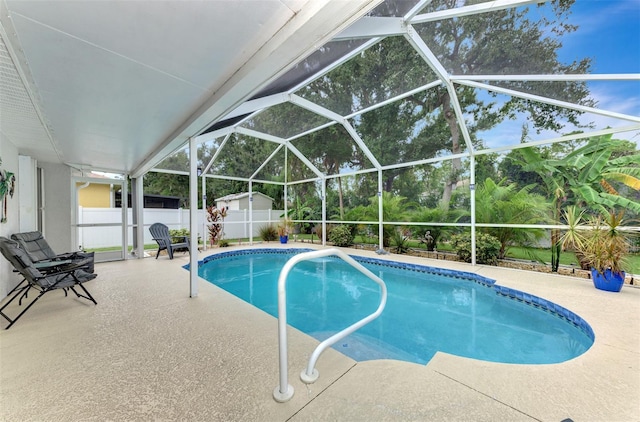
[0, 237, 97, 329]
[149, 223, 190, 259]
[11, 231, 95, 273]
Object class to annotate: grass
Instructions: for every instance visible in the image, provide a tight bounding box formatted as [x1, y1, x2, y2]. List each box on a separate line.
[85, 243, 159, 252]
[350, 235, 640, 274]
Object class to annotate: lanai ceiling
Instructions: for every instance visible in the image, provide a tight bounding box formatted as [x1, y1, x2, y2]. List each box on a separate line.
[2, 0, 639, 181]
[0, 0, 381, 175]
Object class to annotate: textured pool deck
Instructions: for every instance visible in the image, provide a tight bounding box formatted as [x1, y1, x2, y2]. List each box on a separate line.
[1, 243, 638, 421]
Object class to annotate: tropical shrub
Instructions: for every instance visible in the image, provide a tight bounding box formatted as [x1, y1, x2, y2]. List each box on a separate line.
[451, 232, 501, 265]
[390, 228, 410, 254]
[169, 228, 189, 244]
[206, 205, 227, 245]
[347, 192, 418, 247]
[518, 134, 640, 271]
[412, 205, 467, 251]
[474, 178, 550, 259]
[312, 225, 324, 243]
[329, 225, 354, 247]
[259, 224, 278, 242]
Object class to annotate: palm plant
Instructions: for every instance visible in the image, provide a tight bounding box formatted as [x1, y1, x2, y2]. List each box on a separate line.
[411, 204, 466, 251]
[346, 192, 418, 247]
[474, 178, 550, 259]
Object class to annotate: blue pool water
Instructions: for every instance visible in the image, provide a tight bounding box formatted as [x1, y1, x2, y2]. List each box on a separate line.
[195, 248, 594, 365]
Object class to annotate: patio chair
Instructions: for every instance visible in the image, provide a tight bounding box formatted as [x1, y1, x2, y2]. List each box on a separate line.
[11, 231, 95, 273]
[149, 223, 190, 259]
[0, 237, 97, 329]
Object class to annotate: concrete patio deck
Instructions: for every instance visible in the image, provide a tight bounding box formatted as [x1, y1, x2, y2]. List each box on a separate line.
[1, 244, 638, 421]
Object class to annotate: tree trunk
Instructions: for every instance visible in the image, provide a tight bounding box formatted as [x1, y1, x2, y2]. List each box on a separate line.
[338, 177, 344, 220]
[550, 199, 562, 272]
[441, 93, 462, 210]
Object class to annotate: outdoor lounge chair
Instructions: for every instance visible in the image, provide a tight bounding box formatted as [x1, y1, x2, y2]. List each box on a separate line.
[11, 231, 94, 273]
[149, 223, 190, 259]
[0, 237, 97, 329]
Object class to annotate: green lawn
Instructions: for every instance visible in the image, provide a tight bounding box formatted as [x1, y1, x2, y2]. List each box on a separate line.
[85, 243, 159, 252]
[353, 235, 640, 274]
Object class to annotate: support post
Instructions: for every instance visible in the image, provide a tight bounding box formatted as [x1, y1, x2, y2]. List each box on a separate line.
[202, 172, 207, 251]
[121, 177, 128, 260]
[189, 137, 199, 298]
[249, 181, 253, 244]
[321, 178, 327, 246]
[132, 175, 144, 258]
[378, 170, 384, 251]
[470, 154, 476, 266]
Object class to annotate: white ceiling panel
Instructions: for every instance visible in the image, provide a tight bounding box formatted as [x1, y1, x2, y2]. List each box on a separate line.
[0, 0, 381, 174]
[6, 0, 296, 89]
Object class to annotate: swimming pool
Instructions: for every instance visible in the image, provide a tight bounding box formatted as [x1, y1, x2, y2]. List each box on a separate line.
[195, 248, 594, 365]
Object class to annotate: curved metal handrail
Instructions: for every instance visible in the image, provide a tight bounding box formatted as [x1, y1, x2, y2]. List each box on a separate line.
[273, 248, 387, 403]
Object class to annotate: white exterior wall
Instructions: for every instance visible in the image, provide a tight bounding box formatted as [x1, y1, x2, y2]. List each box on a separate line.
[18, 155, 38, 232]
[0, 135, 21, 297]
[39, 162, 72, 253]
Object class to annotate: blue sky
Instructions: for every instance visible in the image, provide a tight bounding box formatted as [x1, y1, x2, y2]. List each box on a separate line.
[475, 0, 640, 148]
[560, 0, 639, 144]
[559, 0, 639, 74]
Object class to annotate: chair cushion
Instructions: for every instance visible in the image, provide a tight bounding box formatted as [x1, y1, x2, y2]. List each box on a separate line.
[0, 237, 43, 280]
[11, 231, 57, 261]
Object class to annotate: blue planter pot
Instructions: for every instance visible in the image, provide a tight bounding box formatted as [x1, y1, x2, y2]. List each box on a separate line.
[591, 268, 625, 292]
[279, 235, 288, 244]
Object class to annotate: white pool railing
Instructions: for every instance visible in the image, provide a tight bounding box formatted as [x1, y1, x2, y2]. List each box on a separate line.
[273, 248, 387, 403]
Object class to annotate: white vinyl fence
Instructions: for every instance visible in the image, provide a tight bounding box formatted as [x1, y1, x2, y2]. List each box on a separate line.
[78, 207, 284, 249]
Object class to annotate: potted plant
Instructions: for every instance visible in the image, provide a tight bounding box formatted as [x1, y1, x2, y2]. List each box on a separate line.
[277, 219, 292, 244]
[578, 209, 631, 292]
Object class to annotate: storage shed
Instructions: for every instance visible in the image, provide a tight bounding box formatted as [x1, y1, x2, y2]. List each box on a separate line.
[215, 192, 273, 211]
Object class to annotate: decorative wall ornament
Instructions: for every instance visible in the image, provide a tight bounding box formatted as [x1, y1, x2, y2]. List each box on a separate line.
[0, 158, 17, 223]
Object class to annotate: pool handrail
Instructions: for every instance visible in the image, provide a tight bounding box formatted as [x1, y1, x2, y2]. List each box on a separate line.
[273, 248, 387, 403]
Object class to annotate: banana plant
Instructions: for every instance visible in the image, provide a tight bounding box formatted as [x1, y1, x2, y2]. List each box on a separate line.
[519, 134, 640, 271]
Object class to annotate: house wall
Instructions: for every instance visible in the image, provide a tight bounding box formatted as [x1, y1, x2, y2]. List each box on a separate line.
[0, 134, 22, 297]
[77, 183, 111, 207]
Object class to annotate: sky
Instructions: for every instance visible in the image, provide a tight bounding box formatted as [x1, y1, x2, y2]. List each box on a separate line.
[558, 0, 639, 143]
[559, 0, 639, 74]
[476, 0, 640, 149]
